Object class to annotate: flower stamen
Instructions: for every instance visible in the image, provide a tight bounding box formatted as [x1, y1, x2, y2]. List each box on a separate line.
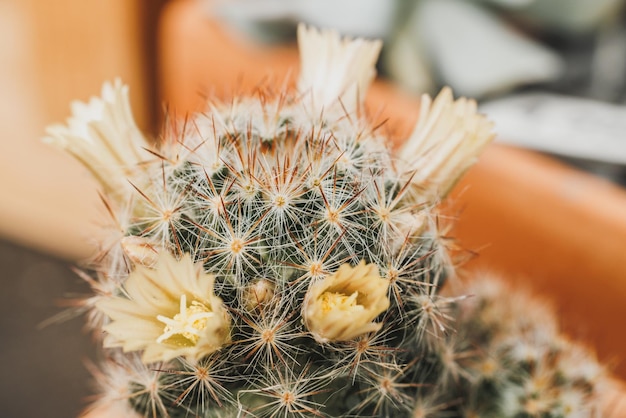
[157, 295, 215, 346]
[320, 291, 363, 314]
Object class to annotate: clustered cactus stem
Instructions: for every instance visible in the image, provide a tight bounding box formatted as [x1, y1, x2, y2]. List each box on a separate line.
[45, 24, 610, 418]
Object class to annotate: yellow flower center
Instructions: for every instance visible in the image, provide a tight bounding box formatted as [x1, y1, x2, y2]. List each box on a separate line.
[156, 295, 214, 347]
[320, 291, 363, 314]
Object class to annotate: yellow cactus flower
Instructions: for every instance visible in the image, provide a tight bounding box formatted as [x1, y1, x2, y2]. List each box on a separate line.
[96, 252, 230, 363]
[303, 261, 390, 343]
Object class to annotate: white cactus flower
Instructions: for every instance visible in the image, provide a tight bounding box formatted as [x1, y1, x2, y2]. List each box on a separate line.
[297, 24, 382, 117]
[96, 252, 230, 363]
[400, 87, 495, 204]
[43, 79, 152, 203]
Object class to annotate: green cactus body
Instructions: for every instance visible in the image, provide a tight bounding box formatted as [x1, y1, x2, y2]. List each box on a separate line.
[120, 85, 448, 418]
[44, 24, 609, 418]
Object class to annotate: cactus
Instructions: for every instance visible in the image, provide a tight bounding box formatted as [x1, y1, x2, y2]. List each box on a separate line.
[45, 25, 609, 417]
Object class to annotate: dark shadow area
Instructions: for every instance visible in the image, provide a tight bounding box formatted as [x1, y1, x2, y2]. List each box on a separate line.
[0, 240, 95, 417]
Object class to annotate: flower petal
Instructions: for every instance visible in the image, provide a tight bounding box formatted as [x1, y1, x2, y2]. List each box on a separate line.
[400, 87, 494, 203]
[297, 24, 382, 117]
[43, 79, 152, 202]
